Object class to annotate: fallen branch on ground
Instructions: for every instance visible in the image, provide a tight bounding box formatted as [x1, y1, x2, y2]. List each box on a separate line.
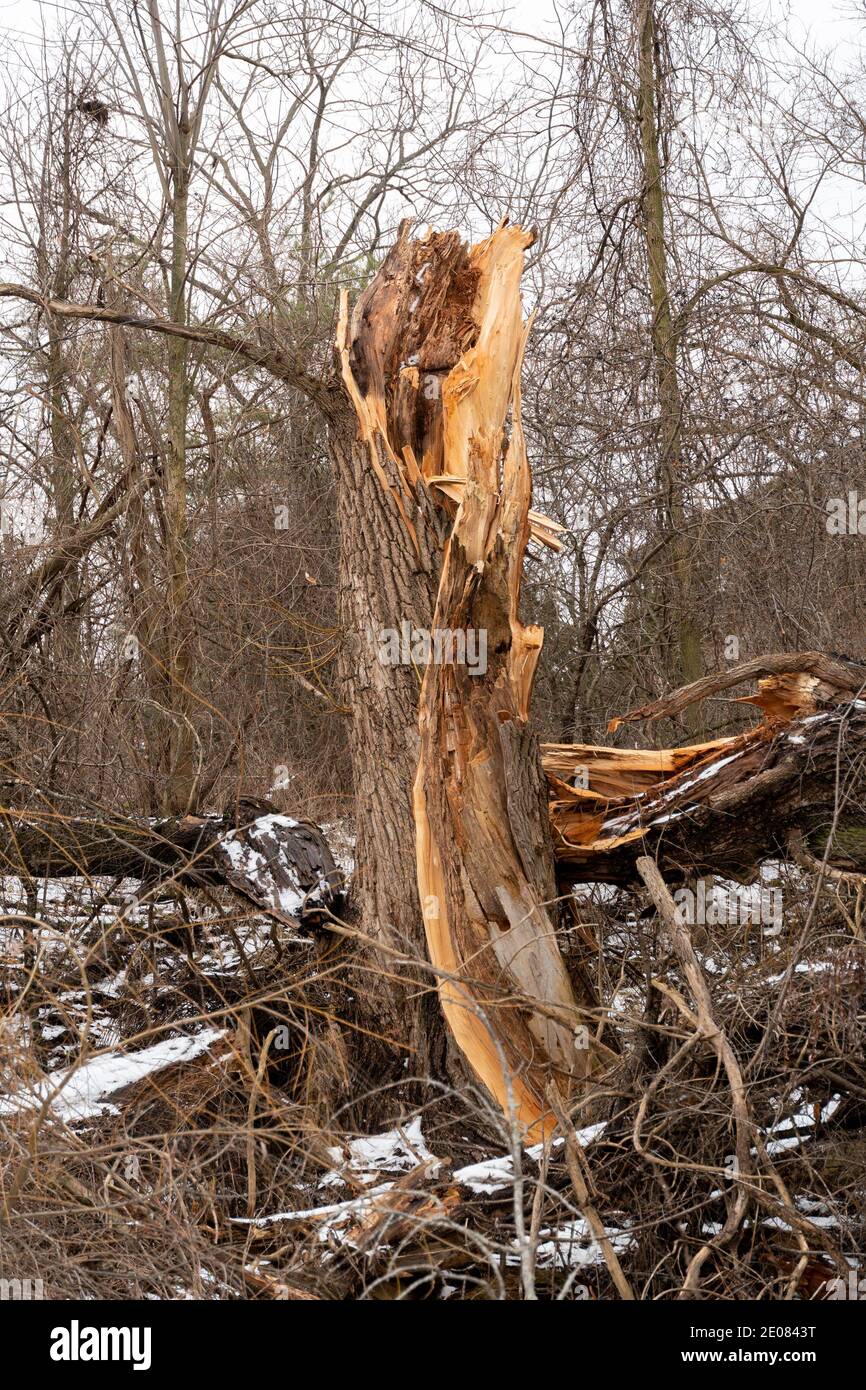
[0, 806, 343, 926]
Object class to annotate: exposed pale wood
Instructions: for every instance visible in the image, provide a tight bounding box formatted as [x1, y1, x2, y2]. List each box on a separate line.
[336, 222, 564, 554]
[542, 734, 742, 798]
[548, 698, 866, 885]
[545, 652, 866, 888]
[409, 226, 595, 1140]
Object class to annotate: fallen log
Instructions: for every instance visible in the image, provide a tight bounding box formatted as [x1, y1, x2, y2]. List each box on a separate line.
[0, 804, 343, 925]
[545, 656, 866, 886]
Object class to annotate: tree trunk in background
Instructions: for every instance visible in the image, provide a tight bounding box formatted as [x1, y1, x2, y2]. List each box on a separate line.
[108, 294, 167, 815]
[637, 0, 703, 723]
[162, 166, 197, 814]
[43, 112, 79, 667]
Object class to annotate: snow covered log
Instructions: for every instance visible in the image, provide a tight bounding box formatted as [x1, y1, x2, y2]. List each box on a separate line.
[0, 805, 343, 925]
[545, 654, 866, 886]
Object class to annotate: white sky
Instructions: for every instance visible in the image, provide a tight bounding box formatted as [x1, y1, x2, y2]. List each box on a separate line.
[0, 0, 862, 555]
[0, 0, 862, 256]
[0, 0, 860, 54]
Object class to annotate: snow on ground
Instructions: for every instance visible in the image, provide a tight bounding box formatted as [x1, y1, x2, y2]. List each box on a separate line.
[320, 1115, 437, 1188]
[764, 959, 836, 986]
[236, 1114, 630, 1269]
[760, 1094, 842, 1156]
[528, 1217, 635, 1269]
[454, 1122, 608, 1194]
[246, 1116, 610, 1213]
[234, 1184, 396, 1241]
[0, 1027, 225, 1123]
[229, 1077, 851, 1267]
[2, 833, 860, 1294]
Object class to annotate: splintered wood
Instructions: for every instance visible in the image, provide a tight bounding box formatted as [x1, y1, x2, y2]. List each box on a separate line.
[341, 222, 590, 1140]
[546, 656, 866, 885]
[337, 223, 564, 556]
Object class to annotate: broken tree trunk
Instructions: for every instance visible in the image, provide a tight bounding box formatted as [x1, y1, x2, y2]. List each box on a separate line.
[340, 221, 599, 1141]
[545, 653, 866, 886]
[328, 231, 458, 1080]
[413, 229, 599, 1141]
[332, 221, 569, 1091]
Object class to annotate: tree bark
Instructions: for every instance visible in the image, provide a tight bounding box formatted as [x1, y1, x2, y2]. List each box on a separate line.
[327, 225, 470, 1079]
[636, 0, 703, 714]
[329, 407, 448, 1077]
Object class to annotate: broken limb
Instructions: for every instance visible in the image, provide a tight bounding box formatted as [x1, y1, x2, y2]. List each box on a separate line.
[547, 658, 866, 887]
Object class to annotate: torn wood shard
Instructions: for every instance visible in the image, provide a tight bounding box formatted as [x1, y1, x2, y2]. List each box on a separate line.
[413, 226, 594, 1141]
[606, 652, 864, 731]
[426, 474, 565, 549]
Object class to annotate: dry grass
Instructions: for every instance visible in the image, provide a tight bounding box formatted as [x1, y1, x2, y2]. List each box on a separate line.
[1, 861, 864, 1301]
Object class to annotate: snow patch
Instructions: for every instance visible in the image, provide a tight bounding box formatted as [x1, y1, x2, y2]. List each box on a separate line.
[0, 1028, 225, 1123]
[320, 1116, 436, 1189]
